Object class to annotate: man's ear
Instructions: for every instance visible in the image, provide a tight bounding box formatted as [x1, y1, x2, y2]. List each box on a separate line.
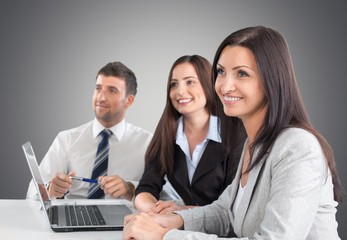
[124, 94, 135, 109]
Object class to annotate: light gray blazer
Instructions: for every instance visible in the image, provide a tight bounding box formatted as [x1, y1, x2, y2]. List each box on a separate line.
[164, 128, 340, 240]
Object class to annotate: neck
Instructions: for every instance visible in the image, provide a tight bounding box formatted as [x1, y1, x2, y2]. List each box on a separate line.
[183, 111, 210, 135]
[241, 104, 268, 144]
[98, 118, 123, 129]
[183, 111, 210, 158]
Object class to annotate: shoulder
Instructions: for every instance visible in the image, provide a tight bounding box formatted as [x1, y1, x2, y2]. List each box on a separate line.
[47, 121, 93, 153]
[124, 122, 153, 139]
[275, 128, 320, 151]
[56, 121, 93, 140]
[269, 127, 325, 170]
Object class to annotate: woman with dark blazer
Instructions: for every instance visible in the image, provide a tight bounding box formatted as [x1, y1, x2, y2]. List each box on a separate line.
[134, 55, 245, 213]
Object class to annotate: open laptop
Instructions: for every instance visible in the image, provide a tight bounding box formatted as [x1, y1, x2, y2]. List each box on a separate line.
[22, 141, 132, 232]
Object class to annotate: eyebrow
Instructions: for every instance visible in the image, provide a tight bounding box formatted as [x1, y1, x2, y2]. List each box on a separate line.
[217, 63, 255, 71]
[108, 86, 118, 91]
[171, 76, 198, 81]
[217, 63, 224, 68]
[95, 84, 119, 90]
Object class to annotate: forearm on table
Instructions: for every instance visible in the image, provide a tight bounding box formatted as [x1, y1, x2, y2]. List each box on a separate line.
[123, 181, 136, 201]
[134, 192, 158, 212]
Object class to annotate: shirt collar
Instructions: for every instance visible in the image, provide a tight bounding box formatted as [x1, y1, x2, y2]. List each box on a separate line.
[208, 115, 221, 143]
[176, 115, 221, 143]
[92, 118, 126, 141]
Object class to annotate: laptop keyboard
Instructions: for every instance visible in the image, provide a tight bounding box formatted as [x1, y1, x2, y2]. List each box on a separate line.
[65, 205, 106, 226]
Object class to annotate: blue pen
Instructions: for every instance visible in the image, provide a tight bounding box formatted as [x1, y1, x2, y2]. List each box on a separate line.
[70, 176, 99, 184]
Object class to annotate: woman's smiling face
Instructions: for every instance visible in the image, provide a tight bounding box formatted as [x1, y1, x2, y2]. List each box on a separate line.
[215, 45, 268, 122]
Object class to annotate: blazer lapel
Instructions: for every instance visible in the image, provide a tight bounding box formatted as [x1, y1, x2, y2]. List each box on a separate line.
[229, 140, 247, 221]
[233, 147, 267, 236]
[171, 145, 194, 202]
[191, 141, 227, 184]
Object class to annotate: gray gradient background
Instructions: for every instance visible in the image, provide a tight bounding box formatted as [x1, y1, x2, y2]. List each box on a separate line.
[1, 0, 346, 237]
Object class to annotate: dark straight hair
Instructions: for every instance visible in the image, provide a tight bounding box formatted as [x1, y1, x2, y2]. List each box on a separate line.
[212, 26, 342, 202]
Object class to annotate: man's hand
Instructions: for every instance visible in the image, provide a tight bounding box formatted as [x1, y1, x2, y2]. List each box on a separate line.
[99, 175, 135, 201]
[48, 171, 75, 199]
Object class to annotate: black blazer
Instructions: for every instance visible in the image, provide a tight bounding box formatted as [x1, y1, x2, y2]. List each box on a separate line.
[135, 140, 236, 206]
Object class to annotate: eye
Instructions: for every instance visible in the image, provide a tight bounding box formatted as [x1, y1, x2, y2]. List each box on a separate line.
[95, 85, 102, 91]
[237, 70, 249, 78]
[186, 79, 195, 85]
[216, 67, 225, 75]
[170, 81, 178, 88]
[109, 87, 118, 94]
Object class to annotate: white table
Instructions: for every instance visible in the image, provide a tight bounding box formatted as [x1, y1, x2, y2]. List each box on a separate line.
[0, 199, 133, 240]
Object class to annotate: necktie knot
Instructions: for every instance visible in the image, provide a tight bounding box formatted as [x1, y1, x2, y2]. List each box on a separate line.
[100, 129, 112, 139]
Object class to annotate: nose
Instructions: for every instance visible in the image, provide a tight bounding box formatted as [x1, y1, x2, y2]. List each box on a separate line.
[176, 83, 186, 95]
[220, 77, 236, 94]
[97, 89, 107, 101]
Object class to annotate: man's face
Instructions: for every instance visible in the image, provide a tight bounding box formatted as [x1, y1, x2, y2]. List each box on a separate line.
[92, 74, 134, 128]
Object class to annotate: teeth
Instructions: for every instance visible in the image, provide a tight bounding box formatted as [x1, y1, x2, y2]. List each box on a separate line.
[178, 99, 191, 103]
[224, 96, 241, 101]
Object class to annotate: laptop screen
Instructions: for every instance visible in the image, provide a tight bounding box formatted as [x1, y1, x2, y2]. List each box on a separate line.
[22, 141, 52, 222]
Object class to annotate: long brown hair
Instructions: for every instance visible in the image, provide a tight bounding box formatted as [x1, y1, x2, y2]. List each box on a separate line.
[212, 26, 342, 202]
[145, 55, 216, 174]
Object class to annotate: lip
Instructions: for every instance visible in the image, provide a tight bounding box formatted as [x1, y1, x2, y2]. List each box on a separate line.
[95, 103, 109, 108]
[177, 98, 192, 104]
[222, 95, 242, 104]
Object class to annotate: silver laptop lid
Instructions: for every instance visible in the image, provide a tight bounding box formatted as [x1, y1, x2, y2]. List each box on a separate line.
[22, 141, 52, 224]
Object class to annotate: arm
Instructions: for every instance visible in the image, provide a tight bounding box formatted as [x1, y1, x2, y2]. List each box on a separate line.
[123, 182, 236, 240]
[129, 185, 236, 239]
[134, 192, 158, 212]
[134, 154, 166, 211]
[246, 129, 328, 239]
[152, 200, 195, 214]
[123, 212, 185, 240]
[123, 130, 336, 240]
[165, 229, 233, 240]
[123, 210, 233, 240]
[166, 130, 330, 239]
[135, 195, 195, 214]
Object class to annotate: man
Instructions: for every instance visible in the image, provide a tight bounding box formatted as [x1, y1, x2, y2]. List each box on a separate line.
[27, 62, 152, 201]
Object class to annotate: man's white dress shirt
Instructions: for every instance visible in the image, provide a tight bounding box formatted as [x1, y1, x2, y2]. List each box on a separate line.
[27, 118, 152, 199]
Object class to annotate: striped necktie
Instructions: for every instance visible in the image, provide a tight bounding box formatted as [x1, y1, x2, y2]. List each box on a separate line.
[88, 129, 112, 199]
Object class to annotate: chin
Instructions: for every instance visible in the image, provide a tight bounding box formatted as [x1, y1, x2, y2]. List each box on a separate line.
[223, 109, 235, 117]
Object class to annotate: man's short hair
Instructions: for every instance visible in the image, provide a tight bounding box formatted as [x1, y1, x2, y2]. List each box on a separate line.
[97, 62, 137, 96]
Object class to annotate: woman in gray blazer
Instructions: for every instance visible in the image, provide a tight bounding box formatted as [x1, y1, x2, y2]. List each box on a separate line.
[123, 26, 342, 240]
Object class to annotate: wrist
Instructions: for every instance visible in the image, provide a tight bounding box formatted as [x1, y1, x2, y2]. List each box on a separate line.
[160, 227, 171, 239]
[173, 213, 184, 230]
[124, 182, 135, 201]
